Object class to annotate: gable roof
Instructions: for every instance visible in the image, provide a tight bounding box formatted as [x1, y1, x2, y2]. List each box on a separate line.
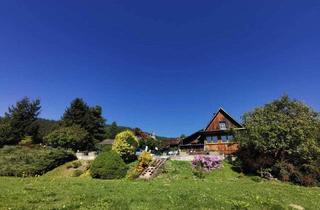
[204, 108, 243, 131]
[181, 130, 203, 145]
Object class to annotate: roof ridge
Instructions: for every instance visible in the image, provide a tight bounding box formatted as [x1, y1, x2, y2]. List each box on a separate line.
[204, 107, 243, 131]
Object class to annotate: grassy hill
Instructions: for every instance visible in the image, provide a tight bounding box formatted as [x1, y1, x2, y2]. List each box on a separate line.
[0, 161, 319, 209]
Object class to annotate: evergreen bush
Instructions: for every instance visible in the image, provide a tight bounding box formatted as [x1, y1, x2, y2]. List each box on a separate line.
[0, 145, 75, 177]
[91, 151, 128, 179]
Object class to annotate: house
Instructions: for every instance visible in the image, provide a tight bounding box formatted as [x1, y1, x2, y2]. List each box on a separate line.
[180, 108, 245, 154]
[134, 128, 156, 140]
[160, 138, 181, 148]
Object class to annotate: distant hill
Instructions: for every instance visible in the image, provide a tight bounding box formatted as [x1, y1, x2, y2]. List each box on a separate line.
[37, 118, 173, 140]
[104, 123, 132, 131]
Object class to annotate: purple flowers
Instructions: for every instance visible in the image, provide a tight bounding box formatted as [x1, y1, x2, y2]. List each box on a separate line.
[192, 155, 222, 173]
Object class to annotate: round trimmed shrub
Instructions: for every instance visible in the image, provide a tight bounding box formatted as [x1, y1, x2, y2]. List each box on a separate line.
[91, 151, 128, 179]
[112, 130, 139, 163]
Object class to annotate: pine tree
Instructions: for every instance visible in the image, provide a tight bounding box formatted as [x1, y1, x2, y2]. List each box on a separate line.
[61, 98, 105, 149]
[0, 118, 13, 146]
[4, 97, 41, 144]
[105, 121, 120, 139]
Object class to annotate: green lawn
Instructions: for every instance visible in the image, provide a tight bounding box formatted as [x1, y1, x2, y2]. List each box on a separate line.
[0, 161, 319, 210]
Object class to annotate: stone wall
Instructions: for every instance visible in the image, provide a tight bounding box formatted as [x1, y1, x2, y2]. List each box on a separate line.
[76, 152, 97, 160]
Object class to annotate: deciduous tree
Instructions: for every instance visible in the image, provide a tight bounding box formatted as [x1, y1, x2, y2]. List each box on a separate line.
[44, 125, 89, 151]
[236, 95, 320, 185]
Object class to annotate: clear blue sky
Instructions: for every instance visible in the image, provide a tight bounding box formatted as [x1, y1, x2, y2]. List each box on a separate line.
[0, 1, 319, 137]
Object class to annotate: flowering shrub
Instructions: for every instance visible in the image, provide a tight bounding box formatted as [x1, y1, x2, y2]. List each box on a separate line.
[192, 155, 222, 178]
[127, 151, 153, 180]
[136, 151, 153, 173]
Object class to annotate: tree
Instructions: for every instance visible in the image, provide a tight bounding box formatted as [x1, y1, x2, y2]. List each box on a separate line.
[235, 95, 320, 185]
[61, 98, 105, 148]
[112, 130, 139, 163]
[44, 125, 89, 151]
[87, 106, 105, 141]
[104, 121, 120, 139]
[62, 98, 88, 126]
[2, 97, 41, 144]
[139, 137, 157, 150]
[0, 118, 13, 146]
[36, 118, 59, 141]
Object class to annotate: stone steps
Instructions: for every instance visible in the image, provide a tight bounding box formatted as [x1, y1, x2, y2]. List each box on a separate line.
[139, 158, 167, 180]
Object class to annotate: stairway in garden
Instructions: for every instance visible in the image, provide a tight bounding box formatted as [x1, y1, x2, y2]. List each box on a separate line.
[139, 158, 167, 180]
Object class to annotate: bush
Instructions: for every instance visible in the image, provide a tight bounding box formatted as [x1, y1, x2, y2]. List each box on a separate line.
[71, 160, 82, 168]
[0, 145, 76, 177]
[136, 151, 153, 173]
[112, 130, 139, 163]
[66, 162, 73, 169]
[272, 160, 320, 186]
[95, 144, 112, 153]
[44, 125, 89, 151]
[127, 151, 153, 180]
[127, 167, 141, 180]
[91, 151, 128, 179]
[72, 169, 83, 177]
[251, 176, 263, 183]
[19, 136, 33, 146]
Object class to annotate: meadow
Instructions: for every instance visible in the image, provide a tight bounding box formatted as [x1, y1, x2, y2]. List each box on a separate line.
[0, 161, 319, 210]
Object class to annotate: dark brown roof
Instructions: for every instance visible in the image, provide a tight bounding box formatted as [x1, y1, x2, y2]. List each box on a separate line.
[161, 138, 181, 146]
[181, 130, 202, 145]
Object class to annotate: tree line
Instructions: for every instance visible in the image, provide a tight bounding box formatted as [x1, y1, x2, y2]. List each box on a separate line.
[0, 97, 122, 150]
[0, 97, 166, 152]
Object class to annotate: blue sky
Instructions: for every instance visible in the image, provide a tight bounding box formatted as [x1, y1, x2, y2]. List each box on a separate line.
[0, 1, 320, 137]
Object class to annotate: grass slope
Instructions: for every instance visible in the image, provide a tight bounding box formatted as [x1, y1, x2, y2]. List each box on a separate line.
[44, 160, 91, 178]
[0, 161, 319, 210]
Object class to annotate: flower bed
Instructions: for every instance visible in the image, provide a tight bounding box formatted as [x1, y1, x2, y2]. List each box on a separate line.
[192, 155, 222, 178]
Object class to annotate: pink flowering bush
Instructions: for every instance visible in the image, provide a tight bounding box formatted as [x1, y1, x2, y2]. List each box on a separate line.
[192, 155, 222, 178]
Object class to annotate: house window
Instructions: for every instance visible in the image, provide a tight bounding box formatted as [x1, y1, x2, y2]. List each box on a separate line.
[227, 135, 234, 141]
[219, 121, 227, 130]
[212, 135, 218, 143]
[206, 135, 218, 143]
[206, 136, 212, 143]
[221, 135, 228, 142]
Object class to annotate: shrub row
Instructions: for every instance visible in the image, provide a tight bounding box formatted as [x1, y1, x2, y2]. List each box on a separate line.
[0, 145, 76, 177]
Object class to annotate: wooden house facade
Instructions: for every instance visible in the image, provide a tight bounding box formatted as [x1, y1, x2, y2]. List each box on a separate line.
[180, 108, 244, 154]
